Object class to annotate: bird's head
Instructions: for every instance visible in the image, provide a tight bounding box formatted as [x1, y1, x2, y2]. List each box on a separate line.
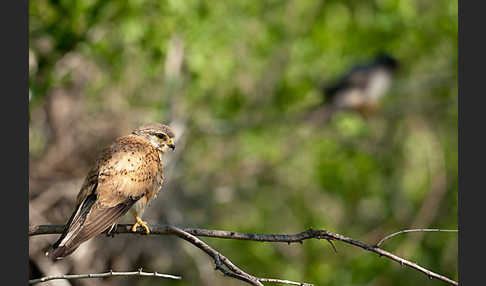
[132, 123, 176, 153]
[374, 53, 399, 72]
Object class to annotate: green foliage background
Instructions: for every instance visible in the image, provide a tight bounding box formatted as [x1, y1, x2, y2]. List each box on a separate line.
[29, 0, 457, 285]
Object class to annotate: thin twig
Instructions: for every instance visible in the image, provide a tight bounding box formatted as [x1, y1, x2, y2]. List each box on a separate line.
[258, 278, 313, 286]
[29, 268, 181, 284]
[375, 229, 459, 247]
[29, 224, 458, 285]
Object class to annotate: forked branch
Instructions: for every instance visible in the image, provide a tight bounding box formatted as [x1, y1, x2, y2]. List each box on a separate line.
[29, 224, 458, 286]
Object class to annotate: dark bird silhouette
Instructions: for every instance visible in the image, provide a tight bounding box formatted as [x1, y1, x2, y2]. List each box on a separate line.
[307, 53, 399, 122]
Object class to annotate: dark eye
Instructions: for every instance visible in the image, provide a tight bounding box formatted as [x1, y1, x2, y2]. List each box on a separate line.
[155, 133, 166, 140]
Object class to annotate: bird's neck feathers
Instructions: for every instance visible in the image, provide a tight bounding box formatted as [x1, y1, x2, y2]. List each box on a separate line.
[132, 134, 165, 154]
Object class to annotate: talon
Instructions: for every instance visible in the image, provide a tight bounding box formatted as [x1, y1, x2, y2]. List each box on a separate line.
[132, 216, 150, 234]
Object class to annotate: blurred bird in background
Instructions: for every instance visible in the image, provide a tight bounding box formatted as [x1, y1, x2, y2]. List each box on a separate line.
[306, 53, 399, 122]
[46, 123, 176, 261]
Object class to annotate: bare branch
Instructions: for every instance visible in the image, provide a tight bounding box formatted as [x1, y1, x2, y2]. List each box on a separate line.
[167, 225, 263, 286]
[29, 224, 458, 286]
[375, 228, 459, 247]
[258, 278, 313, 286]
[167, 225, 312, 286]
[29, 268, 181, 284]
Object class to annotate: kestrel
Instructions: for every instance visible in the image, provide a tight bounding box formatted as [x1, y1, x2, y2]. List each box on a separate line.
[46, 123, 175, 260]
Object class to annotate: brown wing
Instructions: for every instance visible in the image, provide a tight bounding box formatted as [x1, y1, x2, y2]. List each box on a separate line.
[47, 193, 137, 260]
[48, 135, 162, 260]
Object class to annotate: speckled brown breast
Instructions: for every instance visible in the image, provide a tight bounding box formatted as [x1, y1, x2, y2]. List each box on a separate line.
[76, 135, 164, 209]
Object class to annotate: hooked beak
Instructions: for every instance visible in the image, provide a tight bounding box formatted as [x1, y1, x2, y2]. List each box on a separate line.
[168, 138, 175, 151]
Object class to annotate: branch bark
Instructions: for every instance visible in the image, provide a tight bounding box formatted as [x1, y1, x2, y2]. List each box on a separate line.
[29, 224, 458, 286]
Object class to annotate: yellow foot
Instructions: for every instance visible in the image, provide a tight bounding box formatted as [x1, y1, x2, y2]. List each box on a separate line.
[131, 216, 150, 234]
